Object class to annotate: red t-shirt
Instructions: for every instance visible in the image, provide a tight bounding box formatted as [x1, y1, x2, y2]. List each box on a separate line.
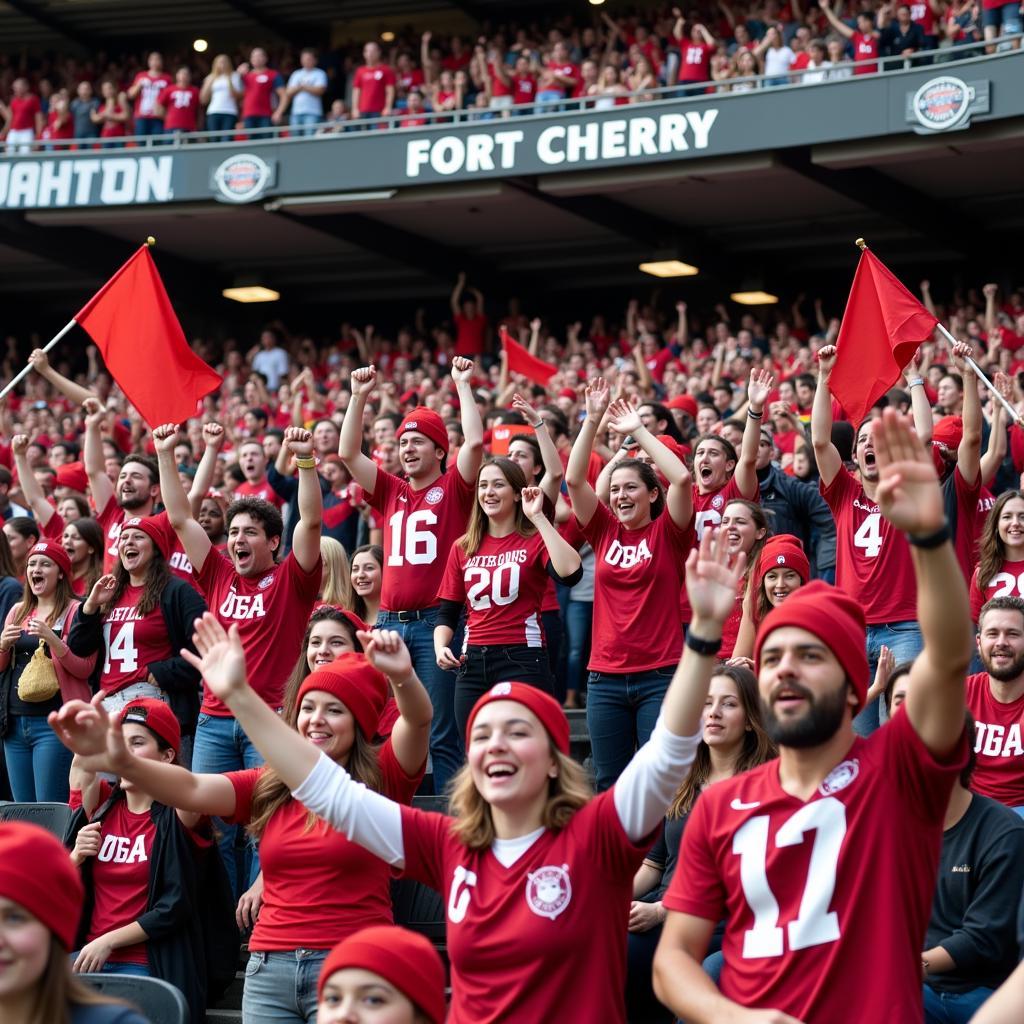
[95, 497, 194, 585]
[195, 550, 321, 714]
[368, 467, 475, 612]
[398, 68, 425, 92]
[580, 501, 693, 673]
[665, 708, 965, 1022]
[352, 64, 396, 113]
[946, 467, 983, 581]
[454, 312, 488, 356]
[852, 32, 879, 74]
[130, 72, 172, 119]
[489, 61, 513, 98]
[99, 586, 174, 694]
[399, 789, 652, 1023]
[8, 95, 41, 131]
[439, 531, 550, 648]
[910, 0, 937, 33]
[693, 475, 758, 540]
[157, 84, 200, 131]
[43, 108, 74, 141]
[679, 43, 715, 83]
[234, 477, 284, 509]
[546, 61, 580, 96]
[242, 69, 282, 118]
[965, 672, 1024, 807]
[970, 557, 1024, 621]
[821, 467, 917, 624]
[100, 104, 127, 138]
[228, 738, 423, 950]
[512, 74, 537, 105]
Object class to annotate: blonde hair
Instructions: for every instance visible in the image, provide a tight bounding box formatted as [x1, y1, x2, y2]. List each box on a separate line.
[319, 537, 354, 608]
[212, 54, 232, 76]
[448, 747, 592, 851]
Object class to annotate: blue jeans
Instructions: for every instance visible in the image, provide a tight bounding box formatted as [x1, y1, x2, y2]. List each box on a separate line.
[192, 713, 264, 899]
[586, 667, 674, 791]
[923, 983, 994, 1023]
[564, 601, 593, 701]
[206, 112, 236, 141]
[243, 115, 272, 131]
[857, 621, 923, 736]
[376, 609, 462, 793]
[4, 714, 73, 802]
[134, 117, 164, 138]
[242, 949, 327, 1024]
[289, 113, 319, 136]
[71, 955, 149, 976]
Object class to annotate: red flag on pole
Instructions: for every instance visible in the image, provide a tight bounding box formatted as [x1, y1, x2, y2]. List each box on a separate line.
[829, 245, 938, 425]
[75, 244, 222, 426]
[500, 327, 558, 386]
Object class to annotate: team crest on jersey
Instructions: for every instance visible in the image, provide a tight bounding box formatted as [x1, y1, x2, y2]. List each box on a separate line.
[425, 486, 444, 505]
[525, 863, 572, 920]
[490, 682, 512, 697]
[257, 574, 274, 590]
[776, 554, 786, 564]
[819, 758, 859, 796]
[711, 494, 724, 510]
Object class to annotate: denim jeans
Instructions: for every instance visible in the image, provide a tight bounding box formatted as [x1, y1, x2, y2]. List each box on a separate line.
[192, 713, 264, 899]
[4, 714, 73, 802]
[242, 948, 328, 1024]
[923, 983, 994, 1024]
[71, 955, 149, 976]
[289, 112, 319, 136]
[206, 112, 236, 141]
[857, 620, 923, 737]
[586, 667, 674, 791]
[376, 608, 463, 793]
[564, 601, 593, 701]
[243, 115, 272, 131]
[134, 117, 164, 138]
[454, 645, 554, 741]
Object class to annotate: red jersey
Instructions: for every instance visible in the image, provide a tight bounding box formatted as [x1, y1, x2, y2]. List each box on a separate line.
[368, 467, 475, 612]
[821, 467, 917, 624]
[398, 68, 425, 93]
[130, 71, 172, 119]
[242, 68, 282, 118]
[945, 467, 983, 580]
[665, 708, 965, 1022]
[100, 104, 127, 138]
[969, 557, 1024, 621]
[195, 550, 321, 714]
[8, 94, 41, 131]
[399, 789, 652, 1023]
[100, 586, 173, 694]
[851, 32, 879, 74]
[910, 0, 937, 33]
[693, 475, 758, 540]
[966, 672, 1024, 807]
[95, 497, 194, 584]
[454, 312, 488, 356]
[546, 61, 580, 96]
[488, 61, 513, 98]
[42, 109, 73, 141]
[679, 43, 715, 83]
[157, 84, 200, 131]
[438, 531, 550, 648]
[352, 64, 396, 113]
[512, 74, 536, 105]
[581, 502, 693, 673]
[228, 738, 422, 950]
[234, 477, 284, 509]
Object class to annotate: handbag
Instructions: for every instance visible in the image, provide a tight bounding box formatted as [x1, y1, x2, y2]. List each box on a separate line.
[16, 640, 60, 703]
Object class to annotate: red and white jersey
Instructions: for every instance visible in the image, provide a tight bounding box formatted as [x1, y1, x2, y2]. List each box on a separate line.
[95, 497, 194, 584]
[665, 709, 965, 1022]
[234, 477, 284, 509]
[910, 1, 937, 34]
[100, 585, 173, 694]
[130, 71, 172, 118]
[851, 32, 879, 73]
[581, 502, 693, 673]
[679, 42, 714, 82]
[693, 475, 758, 540]
[438, 531, 549, 648]
[821, 467, 917, 624]
[966, 672, 1024, 807]
[969, 557, 1024, 621]
[399, 790, 651, 1023]
[195, 550, 321, 714]
[369, 467, 474, 612]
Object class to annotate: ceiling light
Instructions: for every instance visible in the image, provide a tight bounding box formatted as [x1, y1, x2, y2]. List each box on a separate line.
[639, 260, 699, 278]
[730, 290, 779, 305]
[589, 0, 607, 6]
[193, 39, 208, 53]
[222, 286, 280, 303]
[381, 31, 395, 42]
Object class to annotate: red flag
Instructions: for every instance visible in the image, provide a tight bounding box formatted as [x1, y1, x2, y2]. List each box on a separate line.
[75, 245, 222, 426]
[500, 327, 558, 386]
[829, 247, 938, 425]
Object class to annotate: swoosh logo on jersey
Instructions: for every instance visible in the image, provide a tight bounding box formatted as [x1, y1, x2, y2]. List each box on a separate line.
[730, 798, 761, 810]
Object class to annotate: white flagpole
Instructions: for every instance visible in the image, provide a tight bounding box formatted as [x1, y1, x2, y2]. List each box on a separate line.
[0, 318, 77, 401]
[935, 323, 1021, 425]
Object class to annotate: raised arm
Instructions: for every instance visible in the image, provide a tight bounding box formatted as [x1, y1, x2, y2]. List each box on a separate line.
[452, 356, 484, 484]
[187, 421, 224, 518]
[82, 398, 115, 513]
[811, 344, 842, 486]
[282, 427, 323, 573]
[11, 434, 56, 528]
[512, 392, 564, 505]
[28, 349, 96, 407]
[153, 422, 212, 574]
[980, 373, 1011, 488]
[820, 0, 856, 38]
[565, 378, 611, 528]
[734, 369, 774, 499]
[950, 341, 982, 486]
[522, 487, 581, 578]
[338, 366, 380, 494]
[450, 270, 466, 317]
[905, 353, 933, 443]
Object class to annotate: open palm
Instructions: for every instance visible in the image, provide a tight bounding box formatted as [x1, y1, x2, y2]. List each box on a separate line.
[180, 613, 249, 701]
[685, 529, 746, 625]
[873, 409, 944, 534]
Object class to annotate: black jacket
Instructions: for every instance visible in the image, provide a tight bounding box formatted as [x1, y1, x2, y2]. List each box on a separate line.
[757, 464, 836, 575]
[68, 577, 207, 736]
[68, 788, 239, 1023]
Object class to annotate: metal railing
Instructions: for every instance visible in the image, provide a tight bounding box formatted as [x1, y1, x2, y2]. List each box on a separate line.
[2, 34, 1018, 157]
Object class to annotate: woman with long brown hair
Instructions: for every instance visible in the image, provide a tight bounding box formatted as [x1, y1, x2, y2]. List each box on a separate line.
[349, 543, 383, 625]
[970, 489, 1024, 621]
[62, 517, 104, 599]
[716, 499, 770, 660]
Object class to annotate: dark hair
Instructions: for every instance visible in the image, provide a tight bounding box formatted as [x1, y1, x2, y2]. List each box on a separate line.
[226, 496, 284, 545]
[940, 372, 964, 393]
[373, 412, 402, 430]
[350, 544, 384, 623]
[832, 421, 855, 463]
[978, 594, 1024, 629]
[639, 401, 684, 442]
[264, 428, 285, 444]
[882, 660, 915, 714]
[959, 711, 977, 788]
[540, 406, 569, 439]
[312, 418, 339, 436]
[507, 434, 543, 483]
[694, 434, 738, 466]
[496, 410, 527, 426]
[796, 373, 816, 391]
[6, 515, 40, 545]
[0, 466, 12, 488]
[121, 454, 158, 487]
[610, 459, 664, 520]
[0, 529, 16, 578]
[246, 408, 269, 427]
[64, 517, 104, 595]
[53, 440, 81, 459]
[111, 531, 171, 617]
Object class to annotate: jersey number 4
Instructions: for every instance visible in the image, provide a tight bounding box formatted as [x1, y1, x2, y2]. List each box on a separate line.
[732, 797, 847, 958]
[102, 622, 139, 675]
[853, 512, 883, 558]
[387, 510, 438, 567]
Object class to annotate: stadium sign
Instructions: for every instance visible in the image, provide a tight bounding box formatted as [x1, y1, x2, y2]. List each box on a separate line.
[211, 153, 275, 203]
[905, 76, 988, 134]
[0, 155, 173, 208]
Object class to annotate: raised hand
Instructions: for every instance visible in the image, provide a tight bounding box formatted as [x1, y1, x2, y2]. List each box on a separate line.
[283, 426, 314, 457]
[48, 693, 127, 772]
[521, 485, 545, 520]
[606, 398, 642, 437]
[584, 377, 611, 420]
[0, 621, 22, 653]
[179, 613, 249, 702]
[747, 368, 775, 411]
[10, 433, 29, 456]
[866, 644, 895, 704]
[152, 422, 179, 454]
[82, 396, 105, 429]
[949, 340, 973, 372]
[685, 528, 746, 628]
[25, 618, 59, 647]
[873, 408, 945, 536]
[27, 349, 50, 371]
[451, 355, 474, 383]
[202, 421, 225, 450]
[816, 344, 838, 378]
[351, 366, 377, 397]
[358, 628, 414, 682]
[530, 317, 542, 333]
[71, 820, 102, 867]
[982, 282, 998, 299]
[85, 574, 118, 613]
[511, 392, 543, 427]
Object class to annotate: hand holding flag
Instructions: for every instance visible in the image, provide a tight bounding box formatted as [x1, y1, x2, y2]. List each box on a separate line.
[500, 326, 558, 386]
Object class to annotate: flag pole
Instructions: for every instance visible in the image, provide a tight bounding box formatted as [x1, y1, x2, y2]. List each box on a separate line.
[935, 323, 1021, 425]
[0, 318, 77, 401]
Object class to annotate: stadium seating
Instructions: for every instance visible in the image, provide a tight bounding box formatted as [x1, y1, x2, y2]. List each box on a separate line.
[0, 800, 73, 839]
[79, 973, 189, 1024]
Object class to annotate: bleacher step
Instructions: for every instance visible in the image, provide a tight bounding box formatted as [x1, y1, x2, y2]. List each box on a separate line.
[205, 1010, 242, 1024]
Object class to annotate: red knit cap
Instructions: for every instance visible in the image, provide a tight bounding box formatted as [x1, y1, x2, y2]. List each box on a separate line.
[0, 822, 84, 949]
[297, 653, 388, 740]
[317, 925, 446, 1023]
[755, 579, 869, 712]
[121, 698, 181, 755]
[558, 387, 578, 401]
[465, 681, 570, 754]
[932, 415, 963, 451]
[121, 515, 171, 561]
[666, 394, 698, 417]
[397, 406, 449, 456]
[27, 540, 72, 579]
[55, 461, 89, 494]
[757, 535, 810, 585]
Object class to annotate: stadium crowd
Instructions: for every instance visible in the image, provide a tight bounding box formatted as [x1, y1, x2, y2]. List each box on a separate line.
[0, 0, 1019, 150]
[0, 269, 1023, 1023]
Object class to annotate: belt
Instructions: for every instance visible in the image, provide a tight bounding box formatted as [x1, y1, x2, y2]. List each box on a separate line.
[382, 607, 436, 622]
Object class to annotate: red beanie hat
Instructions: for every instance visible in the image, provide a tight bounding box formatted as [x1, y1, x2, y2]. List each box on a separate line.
[55, 461, 89, 494]
[757, 535, 810, 585]
[317, 925, 446, 1023]
[667, 394, 698, 417]
[120, 698, 181, 755]
[121, 515, 171, 561]
[558, 387, 578, 401]
[297, 653, 388, 740]
[755, 579, 869, 712]
[932, 415, 963, 451]
[397, 406, 449, 456]
[27, 540, 72, 579]
[0, 822, 84, 949]
[465, 681, 570, 754]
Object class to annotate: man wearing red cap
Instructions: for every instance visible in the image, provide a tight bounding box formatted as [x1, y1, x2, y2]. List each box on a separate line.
[339, 357, 483, 790]
[655, 409, 973, 1024]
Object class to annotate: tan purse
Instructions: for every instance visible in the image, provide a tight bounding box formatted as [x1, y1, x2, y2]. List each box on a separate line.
[17, 640, 60, 703]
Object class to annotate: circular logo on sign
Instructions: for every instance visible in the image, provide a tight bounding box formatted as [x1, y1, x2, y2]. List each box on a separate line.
[425, 486, 444, 505]
[819, 758, 859, 796]
[213, 153, 272, 203]
[913, 77, 972, 132]
[258, 574, 275, 590]
[711, 494, 724, 511]
[525, 864, 572, 921]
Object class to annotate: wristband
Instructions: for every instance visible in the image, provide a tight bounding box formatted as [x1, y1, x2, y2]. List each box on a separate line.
[908, 377, 925, 389]
[294, 455, 317, 470]
[906, 520, 951, 549]
[686, 632, 723, 657]
[747, 409, 763, 420]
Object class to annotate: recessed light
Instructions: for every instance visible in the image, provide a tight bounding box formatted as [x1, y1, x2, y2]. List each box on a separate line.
[639, 260, 699, 278]
[222, 286, 280, 303]
[193, 39, 208, 53]
[730, 291, 779, 305]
